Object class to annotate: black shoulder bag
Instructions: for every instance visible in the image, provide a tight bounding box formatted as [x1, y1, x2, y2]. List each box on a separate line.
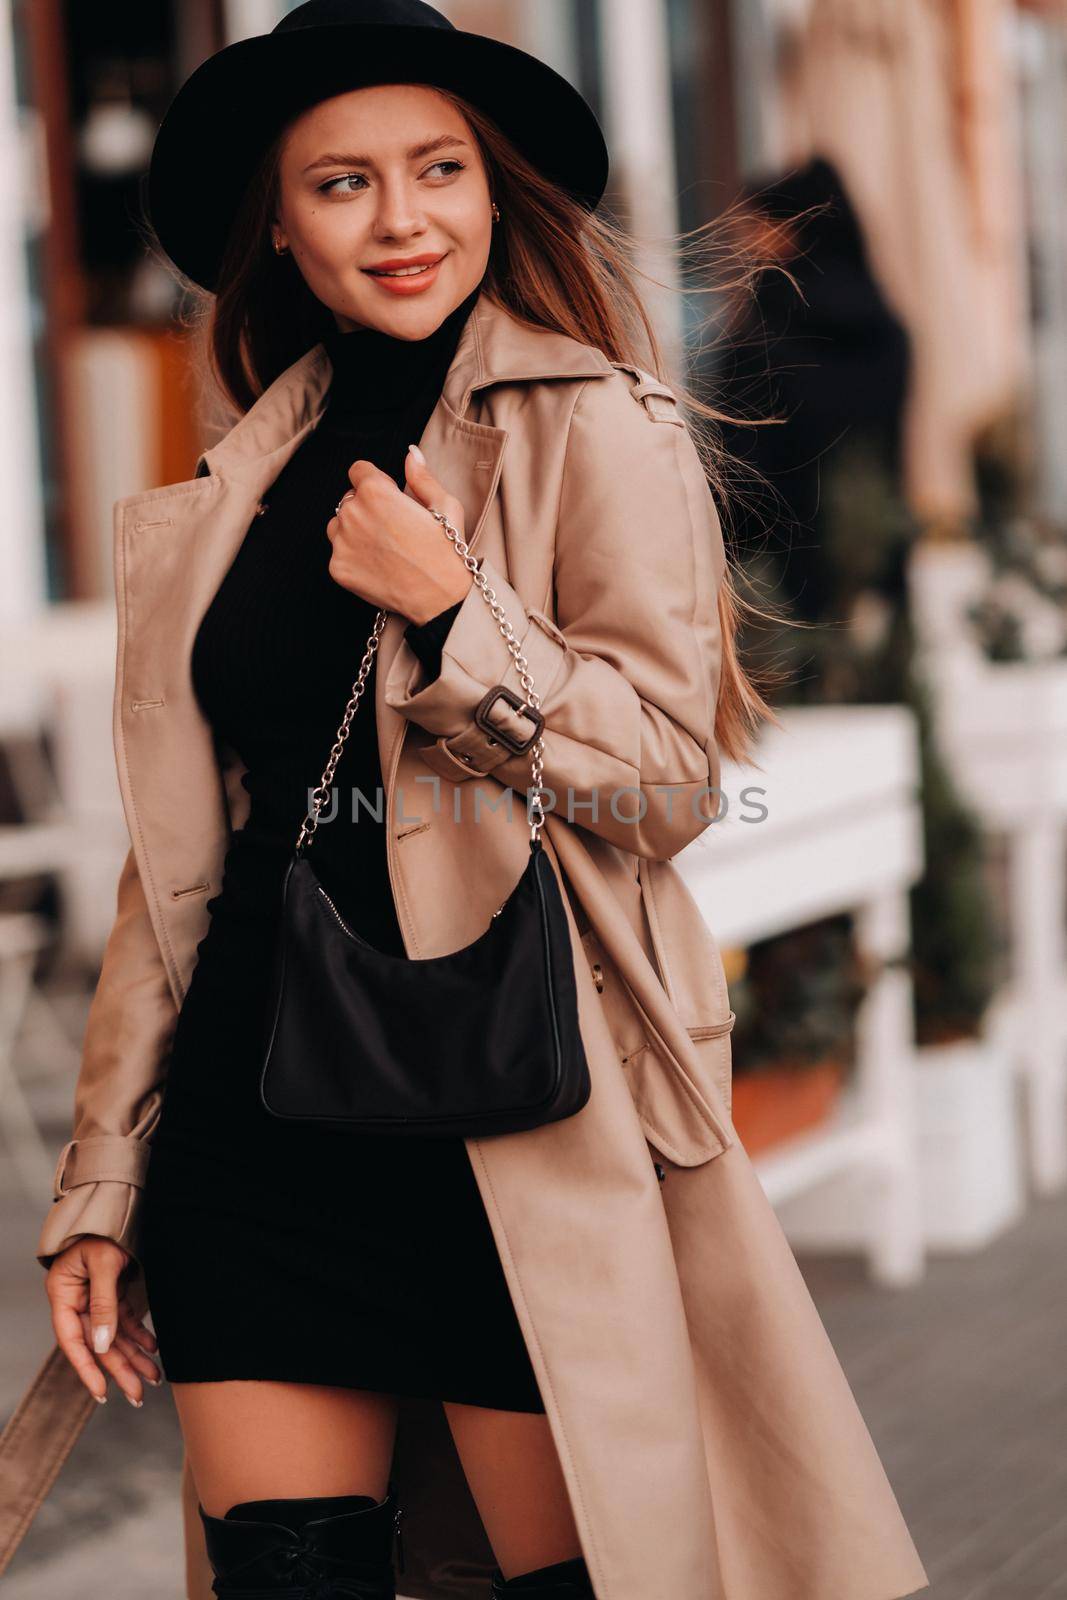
[259, 506, 592, 1136]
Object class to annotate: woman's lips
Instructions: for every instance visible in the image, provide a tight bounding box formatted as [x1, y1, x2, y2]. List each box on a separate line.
[362, 255, 445, 295]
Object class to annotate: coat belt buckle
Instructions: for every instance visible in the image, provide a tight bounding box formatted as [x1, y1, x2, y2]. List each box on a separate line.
[473, 685, 544, 754]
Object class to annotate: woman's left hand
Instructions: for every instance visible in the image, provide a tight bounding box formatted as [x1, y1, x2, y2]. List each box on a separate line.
[326, 446, 473, 624]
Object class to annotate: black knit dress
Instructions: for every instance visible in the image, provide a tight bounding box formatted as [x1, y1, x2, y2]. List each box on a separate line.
[138, 283, 546, 1413]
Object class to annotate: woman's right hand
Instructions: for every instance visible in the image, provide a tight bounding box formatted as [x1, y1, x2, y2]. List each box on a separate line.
[46, 1236, 162, 1406]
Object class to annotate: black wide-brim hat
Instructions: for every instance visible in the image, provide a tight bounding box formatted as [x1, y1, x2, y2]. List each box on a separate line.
[148, 0, 611, 292]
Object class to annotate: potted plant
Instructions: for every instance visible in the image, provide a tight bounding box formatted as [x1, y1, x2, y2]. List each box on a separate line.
[729, 400, 1025, 1241]
[728, 914, 866, 1155]
[906, 665, 1025, 1249]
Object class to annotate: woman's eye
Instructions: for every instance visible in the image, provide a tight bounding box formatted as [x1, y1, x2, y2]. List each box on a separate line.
[320, 173, 366, 196]
[319, 160, 464, 196]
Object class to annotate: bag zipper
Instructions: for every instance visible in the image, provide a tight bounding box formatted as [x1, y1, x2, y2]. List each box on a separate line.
[319, 880, 506, 938]
[394, 1502, 405, 1573]
[316, 883, 365, 943]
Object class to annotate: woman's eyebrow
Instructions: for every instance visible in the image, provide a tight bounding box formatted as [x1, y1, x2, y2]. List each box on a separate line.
[302, 135, 471, 173]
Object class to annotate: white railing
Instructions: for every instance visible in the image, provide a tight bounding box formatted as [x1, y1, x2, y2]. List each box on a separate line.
[676, 703, 927, 1286]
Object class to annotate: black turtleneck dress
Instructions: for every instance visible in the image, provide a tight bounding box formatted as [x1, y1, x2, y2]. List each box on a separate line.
[138, 286, 546, 1413]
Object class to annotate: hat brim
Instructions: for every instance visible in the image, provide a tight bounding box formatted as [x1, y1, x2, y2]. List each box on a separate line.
[148, 22, 610, 291]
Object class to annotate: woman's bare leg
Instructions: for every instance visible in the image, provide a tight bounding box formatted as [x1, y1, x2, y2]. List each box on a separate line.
[173, 1382, 581, 1579]
[172, 1380, 400, 1516]
[443, 1402, 583, 1581]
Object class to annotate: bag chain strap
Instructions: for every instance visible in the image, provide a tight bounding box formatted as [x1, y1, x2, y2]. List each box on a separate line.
[295, 508, 547, 853]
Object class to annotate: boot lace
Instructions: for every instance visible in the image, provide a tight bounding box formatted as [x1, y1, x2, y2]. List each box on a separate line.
[212, 1535, 392, 1598]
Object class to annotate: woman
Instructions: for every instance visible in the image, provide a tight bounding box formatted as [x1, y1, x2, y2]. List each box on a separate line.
[8, 4, 930, 1599]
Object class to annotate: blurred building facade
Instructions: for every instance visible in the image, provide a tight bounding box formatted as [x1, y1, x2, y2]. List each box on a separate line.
[0, 0, 1063, 603]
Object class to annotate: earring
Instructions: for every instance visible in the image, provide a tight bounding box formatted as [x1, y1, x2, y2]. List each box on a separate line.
[490, 203, 500, 223]
[272, 237, 289, 256]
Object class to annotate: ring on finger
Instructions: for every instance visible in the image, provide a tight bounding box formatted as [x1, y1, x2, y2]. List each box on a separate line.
[335, 490, 355, 516]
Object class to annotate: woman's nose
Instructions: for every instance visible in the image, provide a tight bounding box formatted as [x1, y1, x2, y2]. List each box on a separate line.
[372, 184, 426, 239]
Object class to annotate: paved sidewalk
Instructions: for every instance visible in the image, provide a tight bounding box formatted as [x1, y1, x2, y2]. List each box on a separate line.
[4, 1105, 1064, 1597]
[804, 1192, 1067, 1600]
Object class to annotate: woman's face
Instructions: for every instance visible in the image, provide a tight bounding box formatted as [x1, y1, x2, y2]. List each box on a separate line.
[273, 83, 492, 337]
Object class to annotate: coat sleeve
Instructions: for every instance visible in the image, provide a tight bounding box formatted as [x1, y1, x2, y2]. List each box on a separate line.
[36, 845, 177, 1272]
[383, 371, 727, 859]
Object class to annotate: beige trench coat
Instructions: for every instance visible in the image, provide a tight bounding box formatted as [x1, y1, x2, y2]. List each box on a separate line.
[0, 289, 928, 1600]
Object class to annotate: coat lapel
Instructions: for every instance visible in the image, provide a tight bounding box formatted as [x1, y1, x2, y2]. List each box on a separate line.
[114, 290, 613, 1001]
[374, 290, 615, 784]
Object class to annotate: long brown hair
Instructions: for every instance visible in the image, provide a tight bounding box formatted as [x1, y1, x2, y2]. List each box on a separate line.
[186, 89, 797, 769]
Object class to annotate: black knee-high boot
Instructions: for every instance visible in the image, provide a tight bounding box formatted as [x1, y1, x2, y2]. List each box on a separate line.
[489, 1552, 595, 1597]
[199, 1483, 402, 1597]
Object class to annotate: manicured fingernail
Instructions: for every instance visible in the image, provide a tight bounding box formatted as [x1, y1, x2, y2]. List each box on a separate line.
[125, 1393, 143, 1408]
[147, 1376, 163, 1386]
[408, 442, 425, 463]
[94, 1393, 107, 1405]
[92, 1326, 112, 1353]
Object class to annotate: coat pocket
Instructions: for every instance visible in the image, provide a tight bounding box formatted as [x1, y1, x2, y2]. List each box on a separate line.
[580, 927, 733, 1166]
[636, 857, 736, 1124]
[685, 1017, 735, 1119]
